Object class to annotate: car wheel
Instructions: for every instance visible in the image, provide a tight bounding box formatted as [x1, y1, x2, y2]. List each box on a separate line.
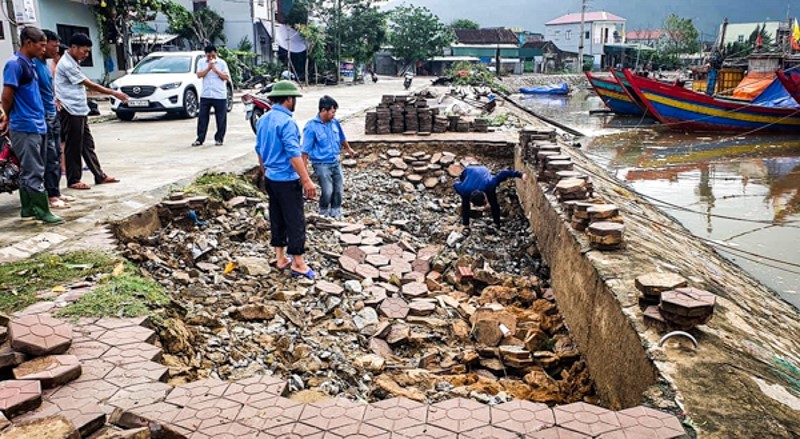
[181, 88, 199, 118]
[227, 86, 234, 112]
[116, 111, 135, 121]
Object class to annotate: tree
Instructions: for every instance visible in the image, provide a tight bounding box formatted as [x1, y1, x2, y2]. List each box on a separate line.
[388, 5, 455, 70]
[339, 4, 387, 69]
[450, 18, 479, 30]
[163, 2, 226, 48]
[296, 22, 328, 84]
[662, 14, 700, 57]
[93, 0, 169, 72]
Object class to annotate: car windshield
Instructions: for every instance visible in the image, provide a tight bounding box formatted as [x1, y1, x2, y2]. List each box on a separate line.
[132, 56, 192, 74]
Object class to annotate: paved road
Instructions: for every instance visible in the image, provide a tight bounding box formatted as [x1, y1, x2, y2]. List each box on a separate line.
[0, 77, 414, 259]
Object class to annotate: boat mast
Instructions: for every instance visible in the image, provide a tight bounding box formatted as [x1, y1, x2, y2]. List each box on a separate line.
[578, 0, 587, 72]
[707, 17, 728, 95]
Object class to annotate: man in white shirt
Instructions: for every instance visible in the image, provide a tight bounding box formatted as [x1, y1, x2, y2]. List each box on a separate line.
[193, 45, 230, 147]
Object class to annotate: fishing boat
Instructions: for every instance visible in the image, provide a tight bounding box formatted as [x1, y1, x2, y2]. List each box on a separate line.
[622, 69, 800, 133]
[585, 72, 645, 116]
[520, 82, 570, 96]
[777, 70, 800, 105]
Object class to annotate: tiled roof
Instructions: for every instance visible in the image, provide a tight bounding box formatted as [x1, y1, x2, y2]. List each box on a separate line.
[626, 30, 663, 40]
[546, 11, 625, 25]
[454, 28, 519, 45]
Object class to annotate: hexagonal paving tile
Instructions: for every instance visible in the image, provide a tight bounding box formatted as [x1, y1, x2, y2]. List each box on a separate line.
[608, 406, 685, 439]
[365, 254, 391, 267]
[107, 381, 172, 411]
[402, 282, 428, 298]
[527, 426, 591, 438]
[71, 325, 107, 343]
[553, 402, 621, 437]
[188, 421, 258, 439]
[237, 395, 305, 430]
[391, 424, 456, 439]
[124, 401, 185, 426]
[339, 255, 359, 273]
[258, 421, 325, 439]
[379, 244, 403, 259]
[316, 281, 345, 296]
[104, 360, 168, 387]
[172, 397, 243, 432]
[13, 355, 82, 388]
[342, 246, 367, 264]
[389, 259, 413, 275]
[359, 245, 380, 255]
[67, 340, 112, 361]
[379, 297, 409, 319]
[0, 380, 42, 417]
[49, 379, 120, 404]
[9, 314, 73, 356]
[426, 398, 490, 433]
[460, 425, 520, 439]
[166, 378, 230, 407]
[72, 359, 114, 383]
[340, 234, 362, 245]
[356, 264, 380, 280]
[363, 397, 427, 431]
[101, 343, 162, 365]
[491, 400, 555, 434]
[223, 374, 287, 404]
[412, 259, 431, 274]
[361, 236, 384, 247]
[97, 326, 155, 346]
[299, 397, 366, 430]
[15, 398, 105, 437]
[324, 422, 391, 439]
[93, 316, 149, 330]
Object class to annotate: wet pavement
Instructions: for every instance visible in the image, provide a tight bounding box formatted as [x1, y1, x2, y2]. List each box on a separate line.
[515, 89, 800, 310]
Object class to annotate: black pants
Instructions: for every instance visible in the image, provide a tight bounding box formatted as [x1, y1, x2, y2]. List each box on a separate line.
[265, 178, 306, 255]
[461, 189, 501, 226]
[59, 110, 106, 186]
[196, 98, 227, 144]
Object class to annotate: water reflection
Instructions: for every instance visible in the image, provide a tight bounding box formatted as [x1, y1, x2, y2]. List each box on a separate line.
[517, 91, 800, 309]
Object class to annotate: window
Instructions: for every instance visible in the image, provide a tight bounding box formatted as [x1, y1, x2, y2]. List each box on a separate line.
[57, 24, 93, 67]
[0, 21, 5, 40]
[737, 35, 745, 43]
[565, 30, 572, 40]
[585, 31, 590, 40]
[193, 0, 207, 12]
[132, 56, 192, 74]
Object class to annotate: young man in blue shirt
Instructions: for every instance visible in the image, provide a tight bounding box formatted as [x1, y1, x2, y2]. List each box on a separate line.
[255, 81, 318, 279]
[454, 165, 524, 233]
[301, 95, 356, 218]
[2, 26, 62, 224]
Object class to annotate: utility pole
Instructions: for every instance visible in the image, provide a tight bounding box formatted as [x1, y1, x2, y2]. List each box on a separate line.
[577, 0, 587, 73]
[270, 0, 278, 61]
[335, 0, 341, 82]
[5, 0, 19, 49]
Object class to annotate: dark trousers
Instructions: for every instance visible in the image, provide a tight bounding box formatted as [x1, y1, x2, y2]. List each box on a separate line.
[461, 189, 501, 226]
[44, 113, 62, 198]
[265, 178, 306, 255]
[59, 110, 106, 186]
[196, 98, 227, 143]
[9, 131, 46, 193]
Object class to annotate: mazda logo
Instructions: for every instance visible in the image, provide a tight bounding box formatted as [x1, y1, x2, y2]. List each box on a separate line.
[133, 87, 141, 94]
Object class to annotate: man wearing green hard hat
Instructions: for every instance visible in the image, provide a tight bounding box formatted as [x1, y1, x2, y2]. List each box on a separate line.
[255, 80, 318, 279]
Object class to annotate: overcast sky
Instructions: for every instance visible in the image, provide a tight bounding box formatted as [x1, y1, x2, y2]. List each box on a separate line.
[383, 0, 795, 37]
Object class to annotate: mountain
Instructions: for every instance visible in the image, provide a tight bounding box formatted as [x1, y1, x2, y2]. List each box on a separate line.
[383, 0, 794, 37]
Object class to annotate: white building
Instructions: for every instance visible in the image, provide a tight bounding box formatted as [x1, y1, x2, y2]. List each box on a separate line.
[545, 11, 626, 67]
[722, 21, 783, 46]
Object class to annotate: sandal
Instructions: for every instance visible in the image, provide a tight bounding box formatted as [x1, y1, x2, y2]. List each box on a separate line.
[68, 183, 91, 190]
[291, 267, 317, 280]
[276, 256, 294, 271]
[97, 176, 120, 184]
[50, 199, 70, 209]
[59, 195, 76, 202]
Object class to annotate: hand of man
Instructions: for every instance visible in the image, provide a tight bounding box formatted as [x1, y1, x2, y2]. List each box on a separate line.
[113, 91, 129, 103]
[302, 179, 317, 199]
[347, 147, 357, 157]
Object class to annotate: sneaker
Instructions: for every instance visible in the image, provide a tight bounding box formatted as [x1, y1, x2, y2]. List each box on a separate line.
[191, 140, 203, 147]
[215, 140, 223, 146]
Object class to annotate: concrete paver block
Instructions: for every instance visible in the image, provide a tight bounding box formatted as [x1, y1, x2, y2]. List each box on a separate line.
[0, 380, 42, 418]
[72, 359, 114, 383]
[172, 397, 243, 432]
[325, 422, 391, 439]
[363, 397, 427, 432]
[426, 397, 491, 433]
[107, 382, 172, 411]
[187, 421, 258, 439]
[0, 415, 79, 439]
[66, 340, 112, 361]
[104, 361, 168, 387]
[553, 402, 621, 437]
[9, 314, 73, 356]
[223, 375, 287, 404]
[97, 326, 156, 346]
[258, 421, 325, 439]
[527, 426, 591, 438]
[391, 424, 455, 439]
[13, 355, 82, 388]
[166, 378, 230, 407]
[101, 343, 163, 365]
[491, 400, 555, 434]
[460, 425, 520, 439]
[0, 343, 27, 370]
[236, 395, 304, 431]
[379, 297, 409, 319]
[49, 379, 120, 404]
[608, 406, 685, 439]
[16, 399, 106, 437]
[299, 397, 366, 431]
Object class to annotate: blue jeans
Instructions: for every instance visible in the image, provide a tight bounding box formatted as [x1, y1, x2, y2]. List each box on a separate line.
[312, 162, 344, 217]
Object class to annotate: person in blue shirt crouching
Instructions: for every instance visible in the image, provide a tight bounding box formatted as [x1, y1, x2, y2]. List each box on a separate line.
[454, 165, 524, 233]
[301, 95, 356, 218]
[255, 81, 318, 279]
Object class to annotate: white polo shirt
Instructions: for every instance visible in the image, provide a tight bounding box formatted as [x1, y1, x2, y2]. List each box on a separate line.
[197, 58, 229, 100]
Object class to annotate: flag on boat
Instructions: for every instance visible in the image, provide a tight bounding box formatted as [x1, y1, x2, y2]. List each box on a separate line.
[793, 18, 800, 51]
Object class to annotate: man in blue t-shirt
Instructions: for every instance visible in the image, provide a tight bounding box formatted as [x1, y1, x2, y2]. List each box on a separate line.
[255, 81, 317, 279]
[301, 95, 356, 218]
[2, 26, 62, 224]
[36, 29, 71, 209]
[453, 165, 524, 232]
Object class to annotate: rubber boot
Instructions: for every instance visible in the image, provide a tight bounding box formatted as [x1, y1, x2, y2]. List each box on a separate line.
[29, 190, 64, 225]
[19, 188, 35, 220]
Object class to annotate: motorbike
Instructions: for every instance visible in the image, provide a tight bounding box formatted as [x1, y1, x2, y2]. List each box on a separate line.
[241, 83, 274, 134]
[370, 70, 378, 83]
[403, 73, 413, 90]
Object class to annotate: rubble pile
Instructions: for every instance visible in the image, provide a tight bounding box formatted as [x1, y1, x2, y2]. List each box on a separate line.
[120, 145, 596, 408]
[365, 94, 489, 135]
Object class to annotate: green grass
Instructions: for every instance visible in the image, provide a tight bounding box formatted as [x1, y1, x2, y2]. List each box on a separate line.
[0, 251, 118, 314]
[56, 265, 170, 319]
[185, 172, 264, 202]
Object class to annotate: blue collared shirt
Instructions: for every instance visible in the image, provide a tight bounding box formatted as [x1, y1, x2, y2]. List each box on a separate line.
[301, 115, 347, 164]
[454, 166, 522, 196]
[3, 52, 46, 134]
[33, 58, 56, 116]
[255, 105, 302, 182]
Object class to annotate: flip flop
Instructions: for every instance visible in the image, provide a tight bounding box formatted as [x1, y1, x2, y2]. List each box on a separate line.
[276, 256, 294, 271]
[291, 267, 317, 280]
[50, 199, 70, 209]
[59, 195, 76, 202]
[97, 176, 120, 184]
[68, 183, 91, 190]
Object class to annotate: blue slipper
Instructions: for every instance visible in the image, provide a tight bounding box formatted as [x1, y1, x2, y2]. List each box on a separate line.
[276, 256, 294, 271]
[291, 267, 317, 280]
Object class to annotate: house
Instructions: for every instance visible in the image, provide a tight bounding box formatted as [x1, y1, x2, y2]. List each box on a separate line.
[451, 28, 522, 74]
[626, 30, 664, 49]
[519, 41, 582, 73]
[722, 21, 783, 47]
[545, 11, 626, 67]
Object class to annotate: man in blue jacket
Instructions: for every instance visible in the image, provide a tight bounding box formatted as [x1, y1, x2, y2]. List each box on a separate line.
[255, 80, 317, 279]
[454, 165, 524, 231]
[301, 95, 356, 218]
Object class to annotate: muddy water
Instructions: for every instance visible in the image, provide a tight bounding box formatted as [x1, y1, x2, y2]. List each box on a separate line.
[516, 90, 800, 310]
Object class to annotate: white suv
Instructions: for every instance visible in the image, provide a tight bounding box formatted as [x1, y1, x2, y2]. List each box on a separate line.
[110, 51, 233, 121]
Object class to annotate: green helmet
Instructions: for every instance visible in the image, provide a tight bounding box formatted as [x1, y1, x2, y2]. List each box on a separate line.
[268, 80, 303, 98]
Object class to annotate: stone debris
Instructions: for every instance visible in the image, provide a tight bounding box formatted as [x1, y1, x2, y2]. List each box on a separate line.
[0, 415, 79, 439]
[659, 287, 717, 330]
[12, 355, 82, 389]
[0, 380, 42, 418]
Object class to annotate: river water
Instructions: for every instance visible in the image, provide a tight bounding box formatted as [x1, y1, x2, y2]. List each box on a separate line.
[515, 90, 800, 310]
